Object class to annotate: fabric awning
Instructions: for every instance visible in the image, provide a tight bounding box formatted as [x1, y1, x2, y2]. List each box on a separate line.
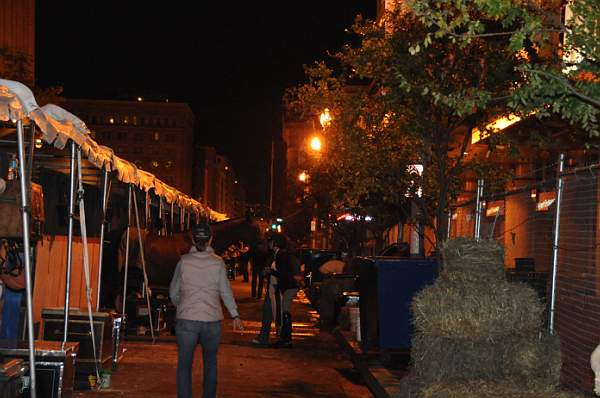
[0, 78, 226, 219]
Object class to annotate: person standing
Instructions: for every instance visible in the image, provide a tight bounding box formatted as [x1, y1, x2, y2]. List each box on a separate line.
[250, 239, 268, 299]
[170, 224, 243, 398]
[238, 241, 250, 283]
[272, 239, 302, 347]
[251, 234, 281, 345]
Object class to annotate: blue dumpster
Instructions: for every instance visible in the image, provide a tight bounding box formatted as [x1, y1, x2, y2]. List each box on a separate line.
[357, 257, 438, 350]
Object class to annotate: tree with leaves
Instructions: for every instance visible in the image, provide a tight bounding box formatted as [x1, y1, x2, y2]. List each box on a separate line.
[406, 0, 599, 134]
[287, 1, 527, 251]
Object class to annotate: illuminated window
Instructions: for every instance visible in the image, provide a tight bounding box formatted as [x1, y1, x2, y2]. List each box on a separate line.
[123, 116, 129, 124]
[108, 117, 115, 124]
[152, 161, 159, 168]
[165, 161, 173, 168]
[154, 132, 160, 141]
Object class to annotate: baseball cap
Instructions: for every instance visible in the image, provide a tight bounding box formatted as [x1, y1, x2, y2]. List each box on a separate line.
[192, 223, 212, 241]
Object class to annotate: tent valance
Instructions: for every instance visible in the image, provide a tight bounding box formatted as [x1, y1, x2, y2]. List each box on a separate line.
[0, 79, 225, 219]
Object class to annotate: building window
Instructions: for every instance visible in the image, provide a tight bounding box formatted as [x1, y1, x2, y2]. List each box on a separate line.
[153, 132, 160, 141]
[140, 117, 146, 126]
[166, 134, 175, 143]
[132, 116, 138, 126]
[123, 116, 129, 125]
[135, 133, 144, 140]
[108, 116, 115, 124]
[152, 161, 159, 168]
[118, 132, 127, 140]
[103, 132, 112, 140]
[165, 161, 173, 169]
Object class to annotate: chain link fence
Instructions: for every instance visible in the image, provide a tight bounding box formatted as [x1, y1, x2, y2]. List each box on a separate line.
[449, 155, 600, 392]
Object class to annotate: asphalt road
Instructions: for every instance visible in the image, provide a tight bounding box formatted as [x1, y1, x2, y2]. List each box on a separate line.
[75, 278, 372, 397]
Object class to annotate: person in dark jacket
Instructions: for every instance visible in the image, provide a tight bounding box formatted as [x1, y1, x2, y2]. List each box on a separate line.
[251, 234, 301, 347]
[250, 239, 269, 298]
[273, 240, 302, 347]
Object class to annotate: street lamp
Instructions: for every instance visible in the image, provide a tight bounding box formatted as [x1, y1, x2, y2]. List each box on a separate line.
[310, 136, 322, 152]
[298, 171, 308, 182]
[319, 108, 332, 128]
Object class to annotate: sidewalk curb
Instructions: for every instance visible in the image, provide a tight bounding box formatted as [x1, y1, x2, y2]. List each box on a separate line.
[333, 329, 403, 398]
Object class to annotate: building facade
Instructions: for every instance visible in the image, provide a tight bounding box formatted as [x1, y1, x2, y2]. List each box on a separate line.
[193, 146, 246, 218]
[64, 98, 195, 194]
[0, 0, 35, 85]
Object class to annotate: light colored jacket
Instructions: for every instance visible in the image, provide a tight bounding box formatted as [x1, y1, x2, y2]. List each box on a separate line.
[169, 246, 239, 321]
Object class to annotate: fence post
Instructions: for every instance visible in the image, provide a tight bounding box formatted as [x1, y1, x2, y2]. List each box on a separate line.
[549, 153, 565, 334]
[447, 209, 452, 240]
[474, 179, 484, 240]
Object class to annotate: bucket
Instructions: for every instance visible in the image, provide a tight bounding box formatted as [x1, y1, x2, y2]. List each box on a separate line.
[88, 374, 97, 389]
[348, 307, 361, 342]
[99, 370, 112, 389]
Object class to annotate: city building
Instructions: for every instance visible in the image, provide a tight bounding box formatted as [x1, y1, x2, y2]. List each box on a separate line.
[193, 146, 246, 218]
[64, 98, 195, 194]
[0, 0, 35, 85]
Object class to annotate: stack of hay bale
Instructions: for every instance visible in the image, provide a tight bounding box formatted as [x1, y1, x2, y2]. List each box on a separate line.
[400, 238, 580, 398]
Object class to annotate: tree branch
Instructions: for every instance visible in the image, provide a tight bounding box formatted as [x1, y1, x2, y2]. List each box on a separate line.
[528, 68, 600, 109]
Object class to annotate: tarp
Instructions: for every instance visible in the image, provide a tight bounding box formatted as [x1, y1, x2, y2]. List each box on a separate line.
[0, 78, 227, 220]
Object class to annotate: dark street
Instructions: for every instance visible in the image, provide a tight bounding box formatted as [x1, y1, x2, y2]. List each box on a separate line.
[75, 280, 372, 398]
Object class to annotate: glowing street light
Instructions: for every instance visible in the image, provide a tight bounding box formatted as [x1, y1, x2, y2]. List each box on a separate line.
[310, 136, 322, 152]
[319, 108, 332, 128]
[298, 171, 308, 182]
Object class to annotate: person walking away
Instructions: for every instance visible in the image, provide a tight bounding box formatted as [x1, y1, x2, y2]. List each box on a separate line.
[250, 239, 268, 299]
[170, 224, 244, 398]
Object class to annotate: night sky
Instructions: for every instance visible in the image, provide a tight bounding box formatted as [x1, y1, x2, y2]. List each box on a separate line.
[36, 1, 375, 203]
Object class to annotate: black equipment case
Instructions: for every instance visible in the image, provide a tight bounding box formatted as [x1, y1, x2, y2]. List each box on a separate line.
[0, 340, 78, 398]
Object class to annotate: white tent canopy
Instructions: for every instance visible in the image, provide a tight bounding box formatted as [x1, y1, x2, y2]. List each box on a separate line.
[0, 78, 227, 221]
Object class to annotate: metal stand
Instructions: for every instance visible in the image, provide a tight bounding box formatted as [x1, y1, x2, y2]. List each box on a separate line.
[132, 190, 156, 343]
[121, 186, 132, 334]
[96, 169, 110, 311]
[63, 141, 77, 347]
[16, 120, 37, 398]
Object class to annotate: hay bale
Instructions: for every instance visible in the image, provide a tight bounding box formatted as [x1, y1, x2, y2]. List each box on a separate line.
[411, 332, 561, 386]
[502, 331, 562, 385]
[442, 238, 505, 278]
[412, 275, 544, 337]
[417, 380, 584, 398]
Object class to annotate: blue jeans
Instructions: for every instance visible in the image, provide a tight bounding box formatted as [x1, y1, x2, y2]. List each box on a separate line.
[0, 288, 23, 340]
[176, 319, 221, 398]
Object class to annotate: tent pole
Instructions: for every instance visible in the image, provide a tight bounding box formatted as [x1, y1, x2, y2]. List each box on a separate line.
[145, 191, 150, 229]
[63, 141, 77, 347]
[96, 169, 110, 311]
[16, 120, 37, 398]
[158, 197, 163, 236]
[170, 202, 174, 235]
[181, 208, 185, 231]
[132, 190, 156, 342]
[121, 185, 132, 327]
